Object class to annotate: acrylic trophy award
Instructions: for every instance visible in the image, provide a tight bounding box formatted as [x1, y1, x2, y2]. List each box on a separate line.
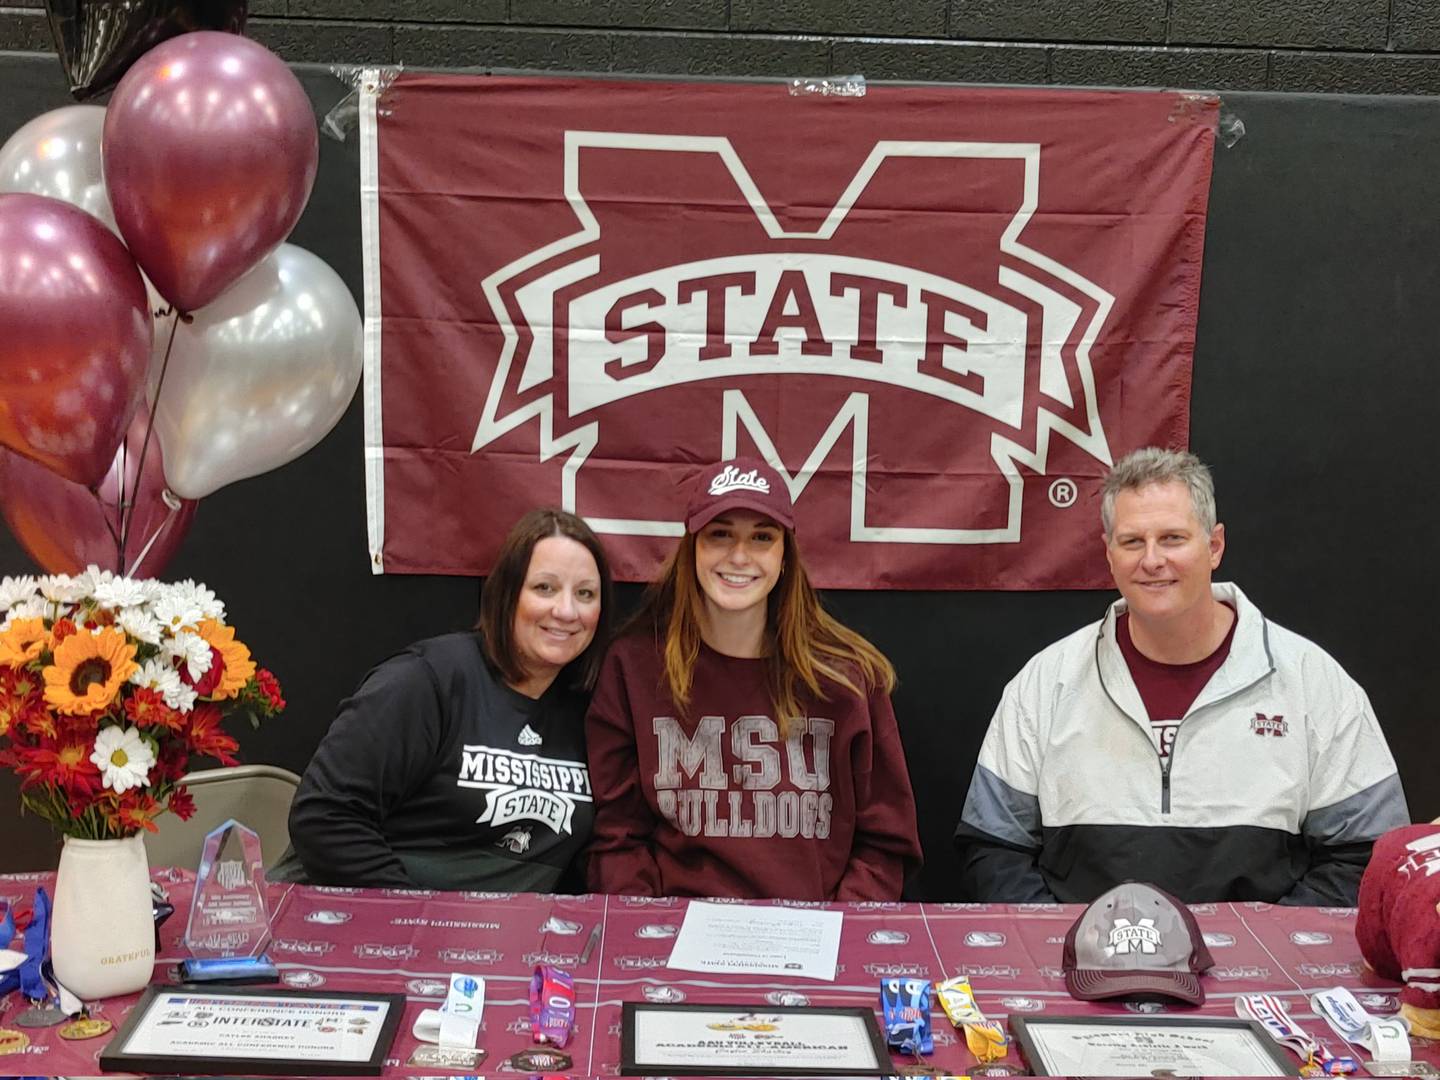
[184, 819, 270, 958]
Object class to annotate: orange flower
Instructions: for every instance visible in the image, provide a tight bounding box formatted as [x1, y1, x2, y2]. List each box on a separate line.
[103, 791, 163, 834]
[42, 627, 138, 716]
[0, 617, 47, 666]
[195, 620, 255, 701]
[124, 688, 185, 732]
[0, 667, 42, 738]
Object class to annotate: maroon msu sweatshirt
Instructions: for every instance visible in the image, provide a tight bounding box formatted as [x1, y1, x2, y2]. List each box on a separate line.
[585, 635, 922, 900]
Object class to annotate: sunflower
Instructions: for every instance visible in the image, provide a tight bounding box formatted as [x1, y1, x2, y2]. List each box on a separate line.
[194, 619, 255, 700]
[0, 617, 47, 666]
[42, 627, 139, 716]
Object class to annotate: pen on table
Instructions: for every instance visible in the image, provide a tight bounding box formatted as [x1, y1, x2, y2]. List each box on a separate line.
[579, 922, 602, 964]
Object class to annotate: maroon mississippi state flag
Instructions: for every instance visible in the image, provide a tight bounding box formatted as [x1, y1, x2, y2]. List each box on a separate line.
[360, 75, 1217, 588]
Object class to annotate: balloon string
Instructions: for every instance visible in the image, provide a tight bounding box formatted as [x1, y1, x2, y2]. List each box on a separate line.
[101, 452, 124, 570]
[124, 503, 178, 578]
[120, 308, 182, 566]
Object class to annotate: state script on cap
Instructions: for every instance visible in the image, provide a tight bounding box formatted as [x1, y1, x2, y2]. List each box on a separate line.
[1062, 881, 1215, 1006]
[684, 458, 796, 533]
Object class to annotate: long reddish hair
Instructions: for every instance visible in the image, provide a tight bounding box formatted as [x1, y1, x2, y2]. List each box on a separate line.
[626, 529, 895, 737]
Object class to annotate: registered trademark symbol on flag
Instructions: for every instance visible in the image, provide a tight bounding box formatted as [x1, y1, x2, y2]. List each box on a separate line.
[1048, 478, 1078, 508]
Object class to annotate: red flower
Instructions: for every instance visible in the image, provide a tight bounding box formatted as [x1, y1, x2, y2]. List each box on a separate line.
[182, 645, 225, 697]
[168, 785, 196, 821]
[49, 618, 78, 644]
[256, 668, 286, 711]
[152, 736, 188, 784]
[124, 688, 185, 732]
[186, 703, 238, 766]
[103, 790, 163, 834]
[12, 736, 102, 802]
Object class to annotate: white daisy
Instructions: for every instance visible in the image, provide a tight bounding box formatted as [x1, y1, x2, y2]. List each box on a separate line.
[1, 597, 47, 629]
[163, 630, 213, 683]
[85, 565, 116, 589]
[152, 592, 203, 635]
[38, 572, 93, 603]
[90, 725, 155, 794]
[172, 579, 225, 622]
[0, 575, 37, 612]
[93, 575, 150, 610]
[164, 682, 197, 713]
[129, 657, 183, 699]
[116, 606, 163, 645]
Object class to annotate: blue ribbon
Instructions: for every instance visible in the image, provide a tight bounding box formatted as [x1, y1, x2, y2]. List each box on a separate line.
[0, 888, 51, 1001]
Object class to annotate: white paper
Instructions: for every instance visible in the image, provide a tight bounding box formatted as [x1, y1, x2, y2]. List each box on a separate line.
[119, 991, 387, 1063]
[632, 1006, 882, 1071]
[1025, 1021, 1288, 1076]
[666, 900, 843, 981]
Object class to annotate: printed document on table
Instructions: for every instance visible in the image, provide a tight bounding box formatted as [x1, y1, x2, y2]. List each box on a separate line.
[665, 901, 843, 981]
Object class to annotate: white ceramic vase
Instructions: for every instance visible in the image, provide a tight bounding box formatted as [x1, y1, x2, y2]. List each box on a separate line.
[50, 833, 155, 1000]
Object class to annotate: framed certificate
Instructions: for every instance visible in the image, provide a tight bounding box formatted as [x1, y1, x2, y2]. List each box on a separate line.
[1010, 1015, 1301, 1077]
[98, 984, 405, 1076]
[622, 1002, 890, 1076]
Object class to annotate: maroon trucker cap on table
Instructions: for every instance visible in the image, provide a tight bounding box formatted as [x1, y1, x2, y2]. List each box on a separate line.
[1062, 881, 1215, 1006]
[683, 457, 796, 534]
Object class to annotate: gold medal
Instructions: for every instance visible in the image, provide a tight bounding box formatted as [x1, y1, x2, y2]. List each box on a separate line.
[58, 1016, 113, 1040]
[0, 1027, 29, 1055]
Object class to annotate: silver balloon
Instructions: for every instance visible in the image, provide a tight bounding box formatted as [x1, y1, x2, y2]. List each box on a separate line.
[0, 104, 172, 327]
[0, 105, 116, 230]
[150, 243, 362, 499]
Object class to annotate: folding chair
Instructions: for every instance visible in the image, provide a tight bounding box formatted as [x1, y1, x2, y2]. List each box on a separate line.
[144, 764, 302, 872]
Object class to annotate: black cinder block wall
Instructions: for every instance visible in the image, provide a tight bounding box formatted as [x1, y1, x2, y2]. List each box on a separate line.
[4, 0, 1440, 94]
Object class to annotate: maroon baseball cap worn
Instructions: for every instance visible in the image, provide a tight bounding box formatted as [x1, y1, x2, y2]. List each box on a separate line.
[683, 458, 796, 533]
[1062, 881, 1215, 1006]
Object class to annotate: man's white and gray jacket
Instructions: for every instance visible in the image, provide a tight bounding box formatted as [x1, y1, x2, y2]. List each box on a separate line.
[954, 583, 1409, 904]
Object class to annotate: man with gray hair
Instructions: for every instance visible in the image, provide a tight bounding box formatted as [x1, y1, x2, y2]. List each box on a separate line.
[954, 447, 1408, 904]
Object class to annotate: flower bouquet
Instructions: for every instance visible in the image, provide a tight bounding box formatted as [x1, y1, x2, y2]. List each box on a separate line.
[0, 569, 285, 839]
[0, 568, 286, 999]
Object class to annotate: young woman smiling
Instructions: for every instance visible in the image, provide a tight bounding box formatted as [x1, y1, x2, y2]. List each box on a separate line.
[584, 458, 921, 900]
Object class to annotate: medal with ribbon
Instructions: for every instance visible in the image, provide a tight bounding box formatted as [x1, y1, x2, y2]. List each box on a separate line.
[880, 977, 934, 1058]
[1311, 987, 1409, 1066]
[1235, 993, 1356, 1075]
[0, 888, 52, 1004]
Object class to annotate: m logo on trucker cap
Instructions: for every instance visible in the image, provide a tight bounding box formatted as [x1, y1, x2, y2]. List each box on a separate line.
[1107, 918, 1161, 956]
[470, 132, 1115, 547]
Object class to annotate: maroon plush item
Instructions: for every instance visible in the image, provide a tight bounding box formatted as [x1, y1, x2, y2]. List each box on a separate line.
[1356, 824, 1440, 1030]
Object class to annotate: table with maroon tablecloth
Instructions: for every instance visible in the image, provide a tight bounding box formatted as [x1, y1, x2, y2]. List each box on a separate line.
[1, 870, 1433, 1076]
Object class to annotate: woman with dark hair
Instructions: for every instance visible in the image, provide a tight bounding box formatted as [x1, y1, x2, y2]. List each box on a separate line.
[281, 508, 613, 890]
[584, 459, 921, 901]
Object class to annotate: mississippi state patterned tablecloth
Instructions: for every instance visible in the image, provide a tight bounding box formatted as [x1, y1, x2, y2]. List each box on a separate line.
[0, 870, 1431, 1076]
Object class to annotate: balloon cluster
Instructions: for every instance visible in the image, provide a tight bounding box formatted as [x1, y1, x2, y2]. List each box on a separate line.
[0, 31, 363, 578]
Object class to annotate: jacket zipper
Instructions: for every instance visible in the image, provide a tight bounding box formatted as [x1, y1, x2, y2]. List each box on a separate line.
[1095, 629, 1275, 818]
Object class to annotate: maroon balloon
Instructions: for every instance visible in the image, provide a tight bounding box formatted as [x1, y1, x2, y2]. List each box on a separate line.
[0, 193, 153, 488]
[102, 31, 319, 312]
[0, 405, 198, 577]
